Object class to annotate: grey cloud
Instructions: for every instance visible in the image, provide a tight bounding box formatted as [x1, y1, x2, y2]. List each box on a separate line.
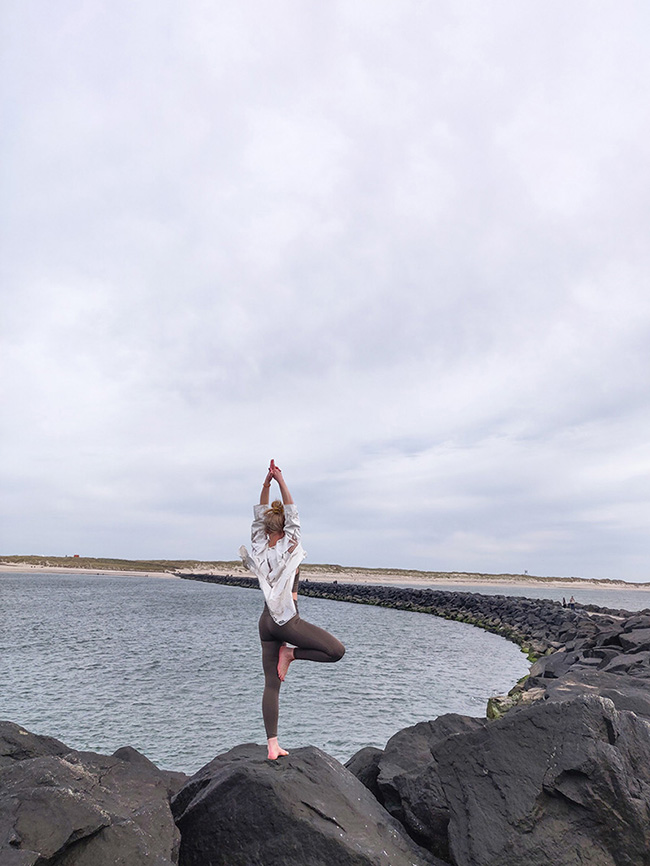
[2, 1, 650, 580]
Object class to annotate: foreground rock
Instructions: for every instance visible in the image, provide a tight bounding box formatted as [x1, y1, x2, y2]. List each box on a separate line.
[374, 715, 488, 861]
[349, 696, 650, 866]
[6, 582, 650, 865]
[172, 743, 444, 866]
[0, 721, 184, 866]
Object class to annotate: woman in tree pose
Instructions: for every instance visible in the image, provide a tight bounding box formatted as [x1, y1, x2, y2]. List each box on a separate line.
[240, 461, 345, 760]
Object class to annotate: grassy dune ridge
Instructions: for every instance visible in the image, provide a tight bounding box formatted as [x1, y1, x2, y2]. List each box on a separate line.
[0, 555, 238, 573]
[1, 554, 645, 586]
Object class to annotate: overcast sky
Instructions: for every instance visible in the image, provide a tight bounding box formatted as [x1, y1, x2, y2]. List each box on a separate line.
[2, 1, 649, 581]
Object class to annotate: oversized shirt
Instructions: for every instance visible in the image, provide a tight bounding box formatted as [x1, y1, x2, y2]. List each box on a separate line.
[239, 503, 306, 625]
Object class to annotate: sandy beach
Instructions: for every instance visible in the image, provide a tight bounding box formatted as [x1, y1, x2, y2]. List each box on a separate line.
[0, 563, 178, 579]
[2, 560, 648, 591]
[304, 572, 650, 591]
[173, 563, 650, 592]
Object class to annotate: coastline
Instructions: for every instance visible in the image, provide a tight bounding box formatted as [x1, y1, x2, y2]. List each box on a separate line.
[2, 559, 649, 590]
[6, 572, 650, 863]
[178, 563, 650, 592]
[298, 570, 650, 591]
[0, 563, 178, 579]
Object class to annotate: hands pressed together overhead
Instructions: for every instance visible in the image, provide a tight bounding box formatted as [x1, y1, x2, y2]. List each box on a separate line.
[261, 459, 294, 505]
[263, 459, 284, 488]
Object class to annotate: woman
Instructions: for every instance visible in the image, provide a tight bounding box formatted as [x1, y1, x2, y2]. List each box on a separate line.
[239, 461, 345, 760]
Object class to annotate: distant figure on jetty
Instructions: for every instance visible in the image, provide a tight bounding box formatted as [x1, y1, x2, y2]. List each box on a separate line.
[239, 460, 345, 760]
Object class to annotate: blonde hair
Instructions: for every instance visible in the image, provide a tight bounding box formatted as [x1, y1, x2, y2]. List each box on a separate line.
[263, 500, 285, 535]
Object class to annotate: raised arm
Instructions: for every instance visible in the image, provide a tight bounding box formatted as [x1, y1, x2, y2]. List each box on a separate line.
[260, 468, 273, 505]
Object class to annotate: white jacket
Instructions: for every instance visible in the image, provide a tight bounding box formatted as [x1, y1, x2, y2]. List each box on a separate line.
[239, 503, 306, 625]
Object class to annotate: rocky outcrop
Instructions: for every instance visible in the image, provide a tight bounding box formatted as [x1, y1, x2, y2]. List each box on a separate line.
[171, 743, 445, 866]
[348, 695, 650, 866]
[6, 577, 650, 866]
[0, 721, 185, 865]
[504, 605, 650, 724]
[341, 594, 650, 865]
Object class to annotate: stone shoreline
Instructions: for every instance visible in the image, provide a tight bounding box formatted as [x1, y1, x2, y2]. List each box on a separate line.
[177, 572, 620, 657]
[3, 578, 650, 865]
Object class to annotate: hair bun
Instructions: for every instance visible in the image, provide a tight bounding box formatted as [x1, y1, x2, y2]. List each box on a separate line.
[270, 500, 284, 516]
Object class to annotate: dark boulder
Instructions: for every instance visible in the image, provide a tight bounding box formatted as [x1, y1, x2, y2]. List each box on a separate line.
[0, 722, 180, 866]
[361, 715, 487, 860]
[619, 627, 650, 653]
[529, 649, 579, 678]
[378, 714, 487, 782]
[344, 745, 383, 800]
[539, 669, 650, 719]
[0, 721, 69, 768]
[113, 745, 189, 797]
[586, 646, 623, 668]
[353, 697, 650, 865]
[622, 614, 650, 631]
[601, 650, 650, 678]
[432, 696, 650, 866]
[593, 626, 624, 647]
[172, 743, 444, 866]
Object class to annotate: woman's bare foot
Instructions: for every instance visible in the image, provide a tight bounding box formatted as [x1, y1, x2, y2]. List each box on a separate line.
[277, 645, 294, 681]
[267, 737, 289, 760]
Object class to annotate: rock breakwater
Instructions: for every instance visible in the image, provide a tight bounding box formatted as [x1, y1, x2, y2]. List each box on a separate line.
[175, 573, 650, 864]
[178, 573, 593, 656]
[4, 575, 650, 865]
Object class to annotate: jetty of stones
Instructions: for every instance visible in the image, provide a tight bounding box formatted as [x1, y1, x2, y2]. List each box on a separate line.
[3, 575, 650, 866]
[178, 572, 622, 657]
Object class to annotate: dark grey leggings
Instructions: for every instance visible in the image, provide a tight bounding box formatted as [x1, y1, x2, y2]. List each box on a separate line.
[258, 604, 345, 738]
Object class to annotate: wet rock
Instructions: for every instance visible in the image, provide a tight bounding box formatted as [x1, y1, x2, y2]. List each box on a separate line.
[172, 743, 443, 866]
[0, 722, 180, 866]
[486, 693, 519, 718]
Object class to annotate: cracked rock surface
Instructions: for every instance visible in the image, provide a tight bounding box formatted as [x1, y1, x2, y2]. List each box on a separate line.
[348, 696, 650, 866]
[0, 721, 185, 866]
[171, 742, 445, 866]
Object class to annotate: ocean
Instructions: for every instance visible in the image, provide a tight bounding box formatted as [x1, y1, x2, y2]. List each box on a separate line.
[1, 571, 645, 774]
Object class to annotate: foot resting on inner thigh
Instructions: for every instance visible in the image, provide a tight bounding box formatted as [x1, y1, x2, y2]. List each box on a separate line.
[277, 645, 295, 681]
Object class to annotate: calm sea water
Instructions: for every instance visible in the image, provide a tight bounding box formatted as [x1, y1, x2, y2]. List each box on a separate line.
[0, 573, 528, 772]
[2, 572, 642, 775]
